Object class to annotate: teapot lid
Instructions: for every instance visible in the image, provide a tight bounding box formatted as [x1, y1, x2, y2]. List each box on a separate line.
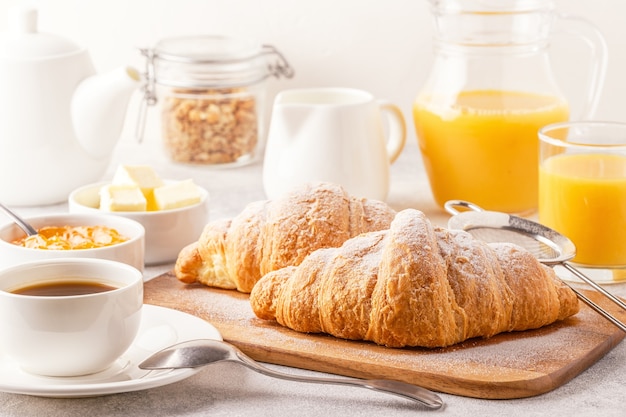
[0, 6, 82, 59]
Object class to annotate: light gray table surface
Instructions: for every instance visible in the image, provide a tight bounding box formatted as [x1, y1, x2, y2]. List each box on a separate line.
[1, 139, 625, 417]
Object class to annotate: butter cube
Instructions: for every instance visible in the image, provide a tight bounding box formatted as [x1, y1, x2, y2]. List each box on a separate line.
[154, 179, 202, 210]
[112, 165, 164, 188]
[112, 165, 164, 211]
[99, 184, 147, 212]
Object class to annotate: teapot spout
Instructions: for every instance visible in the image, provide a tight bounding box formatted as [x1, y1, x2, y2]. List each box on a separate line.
[71, 66, 140, 158]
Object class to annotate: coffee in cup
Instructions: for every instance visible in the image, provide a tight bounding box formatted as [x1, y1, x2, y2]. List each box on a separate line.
[0, 258, 143, 376]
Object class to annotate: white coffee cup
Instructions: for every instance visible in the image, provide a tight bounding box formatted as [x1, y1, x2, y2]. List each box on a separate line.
[263, 87, 407, 201]
[0, 258, 143, 377]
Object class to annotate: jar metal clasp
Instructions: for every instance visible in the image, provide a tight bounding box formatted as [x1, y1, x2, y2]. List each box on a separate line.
[261, 44, 295, 79]
[135, 47, 157, 143]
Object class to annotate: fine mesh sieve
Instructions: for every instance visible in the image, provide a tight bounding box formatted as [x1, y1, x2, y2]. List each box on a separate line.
[445, 200, 626, 333]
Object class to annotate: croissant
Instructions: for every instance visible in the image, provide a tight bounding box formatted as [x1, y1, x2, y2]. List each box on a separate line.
[175, 182, 397, 293]
[250, 209, 580, 348]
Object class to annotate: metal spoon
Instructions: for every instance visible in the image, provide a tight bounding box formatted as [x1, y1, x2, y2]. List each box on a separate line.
[139, 339, 444, 410]
[0, 202, 37, 236]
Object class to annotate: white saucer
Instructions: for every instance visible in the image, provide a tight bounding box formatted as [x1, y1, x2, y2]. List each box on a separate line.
[0, 304, 222, 398]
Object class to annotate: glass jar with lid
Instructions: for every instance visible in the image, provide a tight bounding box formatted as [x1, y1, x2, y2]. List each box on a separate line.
[138, 36, 293, 167]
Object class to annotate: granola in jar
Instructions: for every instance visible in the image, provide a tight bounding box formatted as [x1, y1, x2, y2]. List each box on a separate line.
[161, 88, 258, 164]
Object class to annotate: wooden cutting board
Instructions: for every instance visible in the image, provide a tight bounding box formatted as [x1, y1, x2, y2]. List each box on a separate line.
[144, 271, 626, 399]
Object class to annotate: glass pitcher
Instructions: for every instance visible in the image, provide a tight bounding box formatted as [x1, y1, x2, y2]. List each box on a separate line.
[413, 0, 607, 214]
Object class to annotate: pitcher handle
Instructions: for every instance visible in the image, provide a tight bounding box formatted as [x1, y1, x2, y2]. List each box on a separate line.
[377, 100, 407, 164]
[553, 13, 608, 120]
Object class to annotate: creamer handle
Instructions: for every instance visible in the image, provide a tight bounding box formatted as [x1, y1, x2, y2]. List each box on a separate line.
[377, 100, 407, 164]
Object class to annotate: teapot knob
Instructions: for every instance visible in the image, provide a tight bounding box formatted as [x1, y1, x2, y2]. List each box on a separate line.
[9, 6, 38, 35]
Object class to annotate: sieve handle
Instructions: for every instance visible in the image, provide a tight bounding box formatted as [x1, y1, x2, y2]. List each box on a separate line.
[563, 282, 626, 333]
[562, 262, 626, 314]
[444, 200, 485, 216]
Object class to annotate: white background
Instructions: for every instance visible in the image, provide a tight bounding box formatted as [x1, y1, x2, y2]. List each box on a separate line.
[0, 0, 624, 150]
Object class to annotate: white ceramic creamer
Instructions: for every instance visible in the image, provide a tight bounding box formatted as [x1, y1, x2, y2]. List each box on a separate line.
[263, 88, 406, 201]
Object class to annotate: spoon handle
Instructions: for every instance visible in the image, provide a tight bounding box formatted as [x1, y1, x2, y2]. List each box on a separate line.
[0, 203, 37, 236]
[233, 348, 443, 410]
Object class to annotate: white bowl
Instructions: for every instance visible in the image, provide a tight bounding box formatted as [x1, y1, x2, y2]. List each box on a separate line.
[0, 213, 145, 272]
[68, 181, 209, 265]
[0, 258, 143, 376]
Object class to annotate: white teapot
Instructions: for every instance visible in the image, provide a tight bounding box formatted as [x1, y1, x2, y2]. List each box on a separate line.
[0, 7, 140, 206]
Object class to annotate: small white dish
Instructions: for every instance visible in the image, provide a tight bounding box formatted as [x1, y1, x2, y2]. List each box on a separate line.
[0, 304, 221, 398]
[69, 181, 209, 266]
[0, 213, 145, 272]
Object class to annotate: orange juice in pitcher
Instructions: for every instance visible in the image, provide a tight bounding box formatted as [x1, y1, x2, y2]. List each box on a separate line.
[414, 90, 569, 213]
[415, 0, 607, 213]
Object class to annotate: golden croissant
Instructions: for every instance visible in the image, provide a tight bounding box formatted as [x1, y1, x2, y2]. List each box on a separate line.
[250, 209, 580, 348]
[175, 182, 397, 293]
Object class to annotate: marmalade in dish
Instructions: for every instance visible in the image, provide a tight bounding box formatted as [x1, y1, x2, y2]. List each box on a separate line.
[12, 225, 129, 250]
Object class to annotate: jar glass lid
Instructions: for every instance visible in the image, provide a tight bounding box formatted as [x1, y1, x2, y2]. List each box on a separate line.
[154, 35, 262, 63]
[149, 35, 273, 89]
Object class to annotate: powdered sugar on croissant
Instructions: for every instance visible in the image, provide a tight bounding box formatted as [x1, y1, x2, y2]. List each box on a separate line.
[250, 209, 579, 348]
[175, 182, 396, 293]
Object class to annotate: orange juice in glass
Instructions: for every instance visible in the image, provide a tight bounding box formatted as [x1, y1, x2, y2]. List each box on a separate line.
[539, 122, 626, 282]
[413, 90, 569, 214]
